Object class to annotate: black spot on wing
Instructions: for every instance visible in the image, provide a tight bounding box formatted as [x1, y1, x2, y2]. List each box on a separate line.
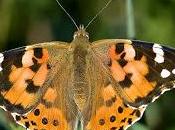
[136, 110, 141, 117]
[30, 58, 41, 72]
[26, 80, 40, 93]
[118, 106, 123, 113]
[53, 120, 59, 126]
[30, 63, 41, 72]
[127, 118, 132, 124]
[115, 43, 124, 54]
[134, 49, 143, 60]
[117, 59, 128, 67]
[110, 115, 116, 122]
[34, 109, 40, 116]
[42, 117, 48, 125]
[120, 52, 126, 59]
[34, 48, 43, 59]
[25, 121, 30, 128]
[121, 118, 127, 123]
[99, 119, 105, 126]
[119, 74, 132, 88]
[15, 115, 21, 121]
[31, 121, 37, 126]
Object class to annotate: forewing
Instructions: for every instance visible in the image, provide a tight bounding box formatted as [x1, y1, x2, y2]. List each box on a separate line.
[0, 43, 50, 114]
[91, 39, 175, 107]
[0, 42, 78, 130]
[12, 44, 78, 130]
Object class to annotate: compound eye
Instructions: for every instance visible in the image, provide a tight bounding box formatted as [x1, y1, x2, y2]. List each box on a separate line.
[84, 34, 89, 39]
[73, 33, 78, 39]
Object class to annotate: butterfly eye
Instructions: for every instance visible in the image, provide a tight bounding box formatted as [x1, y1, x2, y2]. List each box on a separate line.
[84, 33, 89, 39]
[73, 32, 89, 39]
[73, 28, 89, 40]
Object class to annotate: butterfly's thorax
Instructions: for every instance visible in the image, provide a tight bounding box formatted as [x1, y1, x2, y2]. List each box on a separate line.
[70, 28, 91, 110]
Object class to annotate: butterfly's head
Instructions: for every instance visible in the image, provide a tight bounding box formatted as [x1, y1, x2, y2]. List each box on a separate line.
[73, 25, 89, 40]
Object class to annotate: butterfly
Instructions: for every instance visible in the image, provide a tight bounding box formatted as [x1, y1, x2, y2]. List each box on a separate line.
[0, 24, 175, 130]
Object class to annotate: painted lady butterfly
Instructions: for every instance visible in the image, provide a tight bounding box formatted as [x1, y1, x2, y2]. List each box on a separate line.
[0, 0, 175, 129]
[0, 24, 175, 130]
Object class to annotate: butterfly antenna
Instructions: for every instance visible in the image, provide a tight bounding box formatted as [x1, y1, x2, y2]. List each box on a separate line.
[55, 0, 79, 30]
[85, 0, 113, 30]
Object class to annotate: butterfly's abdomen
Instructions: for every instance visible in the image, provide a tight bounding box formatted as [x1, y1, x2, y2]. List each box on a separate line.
[72, 46, 90, 110]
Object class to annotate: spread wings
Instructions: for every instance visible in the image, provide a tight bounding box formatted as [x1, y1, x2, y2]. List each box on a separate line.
[0, 39, 175, 130]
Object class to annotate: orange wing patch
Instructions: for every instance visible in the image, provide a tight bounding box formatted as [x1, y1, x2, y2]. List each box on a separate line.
[108, 42, 157, 104]
[13, 88, 70, 130]
[86, 84, 145, 130]
[0, 47, 49, 114]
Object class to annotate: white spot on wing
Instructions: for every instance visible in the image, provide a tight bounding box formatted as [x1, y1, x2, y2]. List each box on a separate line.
[172, 69, 175, 74]
[0, 53, 4, 71]
[22, 50, 34, 67]
[161, 69, 171, 78]
[124, 44, 136, 61]
[154, 55, 164, 63]
[153, 44, 164, 55]
[153, 44, 164, 63]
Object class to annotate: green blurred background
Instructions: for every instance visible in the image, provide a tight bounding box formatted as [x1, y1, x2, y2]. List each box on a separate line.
[0, 0, 175, 130]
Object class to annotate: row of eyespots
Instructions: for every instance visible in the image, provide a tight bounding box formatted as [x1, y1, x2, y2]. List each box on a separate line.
[15, 108, 60, 129]
[34, 108, 59, 126]
[98, 102, 141, 130]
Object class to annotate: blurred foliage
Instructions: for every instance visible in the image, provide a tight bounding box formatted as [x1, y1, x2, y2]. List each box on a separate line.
[0, 0, 175, 130]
